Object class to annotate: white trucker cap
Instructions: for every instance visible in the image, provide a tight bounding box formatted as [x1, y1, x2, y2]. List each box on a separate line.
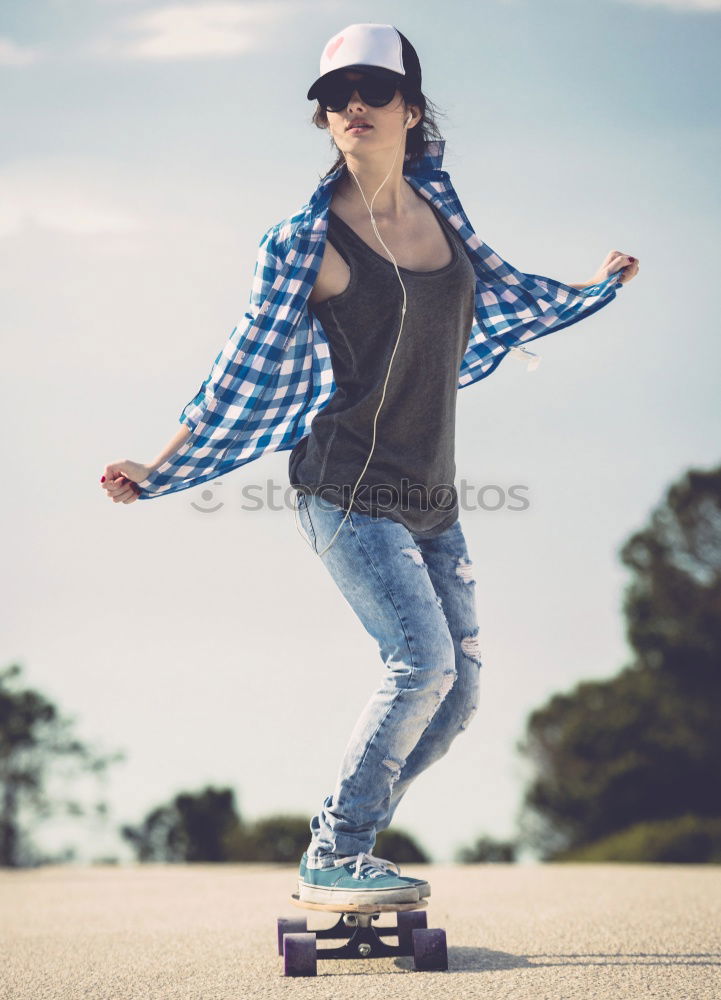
[307, 23, 422, 101]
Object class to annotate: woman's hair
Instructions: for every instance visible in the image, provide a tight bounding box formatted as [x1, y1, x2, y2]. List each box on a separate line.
[311, 82, 448, 179]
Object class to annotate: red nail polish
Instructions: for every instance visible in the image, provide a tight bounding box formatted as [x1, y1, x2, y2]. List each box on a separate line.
[628, 257, 635, 262]
[101, 476, 105, 483]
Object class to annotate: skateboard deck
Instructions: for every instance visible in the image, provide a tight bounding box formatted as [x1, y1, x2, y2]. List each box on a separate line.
[290, 893, 428, 914]
[277, 892, 447, 975]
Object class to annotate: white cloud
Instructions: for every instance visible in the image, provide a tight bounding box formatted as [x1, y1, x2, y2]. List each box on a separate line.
[86, 1, 295, 61]
[0, 159, 147, 239]
[623, 0, 721, 8]
[0, 36, 42, 66]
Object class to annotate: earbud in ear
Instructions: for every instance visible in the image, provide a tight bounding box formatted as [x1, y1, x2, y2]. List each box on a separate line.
[405, 112, 412, 126]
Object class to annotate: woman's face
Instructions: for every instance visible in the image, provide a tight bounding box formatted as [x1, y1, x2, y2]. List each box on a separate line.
[325, 70, 415, 157]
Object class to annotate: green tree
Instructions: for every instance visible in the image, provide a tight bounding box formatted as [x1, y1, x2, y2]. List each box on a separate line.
[621, 465, 721, 698]
[223, 813, 310, 862]
[122, 791, 431, 864]
[516, 464, 721, 861]
[558, 815, 721, 863]
[454, 835, 517, 863]
[223, 819, 429, 864]
[375, 828, 431, 864]
[121, 786, 240, 862]
[0, 663, 125, 868]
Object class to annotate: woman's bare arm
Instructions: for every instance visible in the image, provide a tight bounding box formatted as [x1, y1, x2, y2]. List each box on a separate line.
[147, 422, 191, 472]
[101, 422, 193, 504]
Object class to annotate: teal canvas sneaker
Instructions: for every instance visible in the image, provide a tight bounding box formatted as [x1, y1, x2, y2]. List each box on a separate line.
[298, 851, 430, 904]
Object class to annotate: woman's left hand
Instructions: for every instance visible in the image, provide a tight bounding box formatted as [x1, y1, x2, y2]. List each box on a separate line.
[589, 250, 640, 287]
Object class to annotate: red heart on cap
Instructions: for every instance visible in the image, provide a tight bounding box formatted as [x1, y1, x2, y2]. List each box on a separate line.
[326, 36, 344, 61]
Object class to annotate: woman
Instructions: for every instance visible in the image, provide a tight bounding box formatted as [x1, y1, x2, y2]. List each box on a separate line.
[101, 23, 639, 905]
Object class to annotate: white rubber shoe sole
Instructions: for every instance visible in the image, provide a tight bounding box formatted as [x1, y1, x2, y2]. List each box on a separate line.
[297, 879, 420, 905]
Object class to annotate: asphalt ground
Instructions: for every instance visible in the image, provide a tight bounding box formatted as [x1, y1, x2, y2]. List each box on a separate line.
[2, 862, 719, 998]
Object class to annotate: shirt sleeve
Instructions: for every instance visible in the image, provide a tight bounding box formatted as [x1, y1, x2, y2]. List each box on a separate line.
[434, 169, 626, 387]
[135, 226, 280, 500]
[459, 256, 624, 387]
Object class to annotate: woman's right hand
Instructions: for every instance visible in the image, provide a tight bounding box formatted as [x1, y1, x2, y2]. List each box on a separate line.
[100, 459, 152, 505]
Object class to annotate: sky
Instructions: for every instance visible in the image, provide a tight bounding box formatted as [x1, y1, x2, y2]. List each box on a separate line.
[2, 0, 720, 866]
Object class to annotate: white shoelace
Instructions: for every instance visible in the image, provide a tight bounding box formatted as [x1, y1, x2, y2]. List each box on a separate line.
[334, 851, 401, 880]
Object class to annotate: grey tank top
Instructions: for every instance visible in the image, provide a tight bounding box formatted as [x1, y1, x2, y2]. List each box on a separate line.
[288, 195, 476, 537]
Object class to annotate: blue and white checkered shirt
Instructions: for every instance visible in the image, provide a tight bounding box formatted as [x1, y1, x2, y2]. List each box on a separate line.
[137, 139, 623, 500]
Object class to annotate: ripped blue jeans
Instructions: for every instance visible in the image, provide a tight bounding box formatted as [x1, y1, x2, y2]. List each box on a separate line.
[295, 490, 483, 869]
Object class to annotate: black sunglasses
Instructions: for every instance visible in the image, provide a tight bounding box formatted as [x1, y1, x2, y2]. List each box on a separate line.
[315, 72, 402, 113]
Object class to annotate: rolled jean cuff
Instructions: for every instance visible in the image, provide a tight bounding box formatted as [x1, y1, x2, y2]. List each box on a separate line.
[305, 854, 342, 870]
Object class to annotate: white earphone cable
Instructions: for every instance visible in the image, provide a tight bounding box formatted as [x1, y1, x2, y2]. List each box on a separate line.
[294, 111, 414, 556]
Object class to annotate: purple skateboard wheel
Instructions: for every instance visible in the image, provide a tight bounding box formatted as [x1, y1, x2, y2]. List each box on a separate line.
[412, 927, 448, 971]
[283, 931, 317, 977]
[276, 917, 307, 956]
[396, 909, 428, 955]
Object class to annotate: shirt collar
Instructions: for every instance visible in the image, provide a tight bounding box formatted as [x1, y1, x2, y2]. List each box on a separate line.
[305, 139, 447, 220]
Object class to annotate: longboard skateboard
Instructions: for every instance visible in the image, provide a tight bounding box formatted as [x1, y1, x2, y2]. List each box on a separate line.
[277, 893, 448, 976]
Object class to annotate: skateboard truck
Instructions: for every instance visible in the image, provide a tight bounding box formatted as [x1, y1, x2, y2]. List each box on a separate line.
[277, 894, 448, 976]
